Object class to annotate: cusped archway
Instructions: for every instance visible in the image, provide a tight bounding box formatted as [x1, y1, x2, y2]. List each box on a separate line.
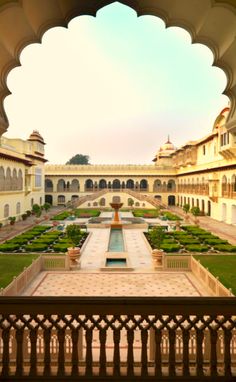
[0, 1, 235, 137]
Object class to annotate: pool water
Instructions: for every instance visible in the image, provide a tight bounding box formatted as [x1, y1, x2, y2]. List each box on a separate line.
[106, 259, 127, 267]
[108, 229, 125, 252]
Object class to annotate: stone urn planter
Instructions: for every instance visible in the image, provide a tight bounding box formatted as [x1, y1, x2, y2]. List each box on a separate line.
[152, 249, 164, 269]
[67, 247, 80, 266]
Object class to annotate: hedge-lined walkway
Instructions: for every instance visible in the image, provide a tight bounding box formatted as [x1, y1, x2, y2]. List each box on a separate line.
[0, 207, 64, 244]
[170, 206, 236, 245]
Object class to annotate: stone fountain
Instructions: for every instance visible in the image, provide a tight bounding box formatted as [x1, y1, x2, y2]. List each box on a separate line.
[110, 202, 123, 227]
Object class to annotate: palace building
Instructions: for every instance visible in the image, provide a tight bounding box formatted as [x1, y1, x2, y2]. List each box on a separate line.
[1, 106, 236, 225]
[0, 131, 46, 224]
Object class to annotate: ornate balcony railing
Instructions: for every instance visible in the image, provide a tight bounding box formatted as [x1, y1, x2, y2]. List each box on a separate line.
[0, 296, 236, 380]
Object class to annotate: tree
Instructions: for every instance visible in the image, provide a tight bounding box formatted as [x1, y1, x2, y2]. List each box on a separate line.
[183, 204, 190, 214]
[66, 224, 82, 248]
[66, 154, 90, 165]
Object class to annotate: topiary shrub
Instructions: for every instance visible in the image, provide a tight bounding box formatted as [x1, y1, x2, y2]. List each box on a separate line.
[214, 244, 236, 252]
[6, 238, 29, 245]
[178, 238, 201, 245]
[205, 239, 228, 245]
[32, 238, 55, 245]
[25, 244, 48, 252]
[160, 244, 181, 252]
[52, 244, 69, 252]
[0, 243, 20, 252]
[186, 245, 209, 252]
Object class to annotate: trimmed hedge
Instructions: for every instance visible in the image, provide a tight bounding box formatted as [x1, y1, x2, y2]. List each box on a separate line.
[178, 238, 201, 245]
[52, 244, 69, 252]
[186, 245, 209, 252]
[205, 239, 228, 245]
[0, 244, 20, 252]
[214, 244, 236, 252]
[25, 244, 48, 252]
[160, 244, 181, 252]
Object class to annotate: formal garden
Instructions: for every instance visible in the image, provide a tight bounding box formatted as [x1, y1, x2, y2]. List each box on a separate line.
[146, 225, 236, 253]
[0, 225, 88, 253]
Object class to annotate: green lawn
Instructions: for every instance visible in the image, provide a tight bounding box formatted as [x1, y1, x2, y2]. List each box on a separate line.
[0, 254, 39, 288]
[133, 209, 159, 218]
[194, 255, 236, 295]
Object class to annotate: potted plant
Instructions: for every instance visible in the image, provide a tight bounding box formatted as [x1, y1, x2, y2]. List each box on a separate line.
[190, 206, 200, 225]
[149, 226, 165, 268]
[66, 224, 82, 265]
[22, 213, 27, 221]
[43, 202, 51, 219]
[8, 216, 16, 226]
[0, 222, 2, 230]
[32, 204, 42, 222]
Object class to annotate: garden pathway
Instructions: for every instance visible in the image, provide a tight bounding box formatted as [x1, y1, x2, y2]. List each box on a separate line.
[170, 206, 236, 245]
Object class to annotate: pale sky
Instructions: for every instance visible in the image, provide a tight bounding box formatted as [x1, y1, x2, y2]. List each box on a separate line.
[4, 2, 228, 164]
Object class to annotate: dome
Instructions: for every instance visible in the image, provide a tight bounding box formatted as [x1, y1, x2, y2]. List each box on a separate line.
[28, 130, 45, 145]
[159, 136, 175, 152]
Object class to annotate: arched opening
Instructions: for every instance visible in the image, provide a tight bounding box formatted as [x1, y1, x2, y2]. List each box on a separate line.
[18, 169, 23, 190]
[99, 197, 106, 206]
[222, 203, 227, 222]
[0, 1, 234, 140]
[168, 195, 175, 206]
[140, 179, 148, 191]
[71, 195, 79, 202]
[58, 195, 66, 205]
[221, 175, 228, 197]
[153, 180, 162, 192]
[126, 179, 134, 189]
[71, 179, 80, 192]
[16, 202, 21, 215]
[112, 179, 121, 190]
[201, 200, 205, 214]
[167, 179, 176, 192]
[4, 204, 9, 218]
[154, 195, 162, 201]
[207, 200, 211, 216]
[85, 179, 93, 191]
[231, 205, 236, 225]
[0, 167, 4, 191]
[57, 179, 66, 192]
[45, 195, 53, 205]
[99, 179, 107, 189]
[45, 179, 53, 192]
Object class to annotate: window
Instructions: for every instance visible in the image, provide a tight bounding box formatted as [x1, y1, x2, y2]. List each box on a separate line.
[16, 202, 21, 214]
[35, 167, 42, 187]
[4, 204, 9, 218]
[203, 145, 206, 155]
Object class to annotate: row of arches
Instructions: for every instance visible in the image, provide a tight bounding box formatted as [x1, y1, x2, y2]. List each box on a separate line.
[221, 175, 236, 197]
[178, 196, 211, 216]
[45, 178, 177, 193]
[0, 167, 23, 191]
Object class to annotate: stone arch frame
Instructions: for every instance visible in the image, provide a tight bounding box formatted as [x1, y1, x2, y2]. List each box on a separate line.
[0, 166, 5, 191]
[153, 179, 162, 192]
[18, 168, 23, 190]
[99, 179, 107, 189]
[57, 178, 66, 192]
[71, 178, 80, 192]
[126, 179, 134, 189]
[112, 179, 121, 189]
[45, 178, 53, 192]
[85, 179, 93, 190]
[0, 1, 235, 137]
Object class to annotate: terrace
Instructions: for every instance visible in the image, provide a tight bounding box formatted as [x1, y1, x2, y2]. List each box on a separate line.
[0, 211, 236, 380]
